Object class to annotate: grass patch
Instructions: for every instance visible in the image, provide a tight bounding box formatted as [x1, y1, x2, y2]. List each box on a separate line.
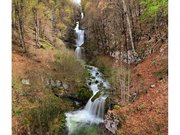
[153, 66, 168, 80]
[53, 49, 89, 96]
[39, 39, 54, 49]
[88, 56, 112, 78]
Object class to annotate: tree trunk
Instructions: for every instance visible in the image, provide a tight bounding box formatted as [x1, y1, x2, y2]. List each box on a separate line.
[51, 7, 56, 35]
[33, 8, 40, 48]
[16, 1, 26, 52]
[121, 0, 136, 54]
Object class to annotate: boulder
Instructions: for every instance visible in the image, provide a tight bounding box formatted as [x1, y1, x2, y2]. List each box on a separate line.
[47, 78, 69, 97]
[76, 86, 93, 103]
[91, 91, 101, 102]
[21, 79, 30, 85]
[62, 83, 69, 90]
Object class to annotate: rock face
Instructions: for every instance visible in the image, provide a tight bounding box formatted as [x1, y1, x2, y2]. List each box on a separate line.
[47, 78, 69, 97]
[104, 111, 119, 134]
[110, 50, 141, 64]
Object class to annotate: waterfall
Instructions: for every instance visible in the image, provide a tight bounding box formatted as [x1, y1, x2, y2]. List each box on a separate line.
[75, 46, 81, 59]
[74, 21, 84, 59]
[65, 66, 110, 135]
[65, 1, 110, 134]
[85, 96, 107, 119]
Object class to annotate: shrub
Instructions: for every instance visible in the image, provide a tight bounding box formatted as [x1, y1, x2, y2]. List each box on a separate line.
[54, 49, 88, 89]
[95, 56, 112, 78]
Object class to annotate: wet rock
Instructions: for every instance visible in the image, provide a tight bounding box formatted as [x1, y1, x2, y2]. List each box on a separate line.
[104, 111, 119, 134]
[91, 91, 101, 102]
[96, 72, 99, 76]
[88, 82, 92, 85]
[95, 80, 99, 84]
[21, 79, 30, 85]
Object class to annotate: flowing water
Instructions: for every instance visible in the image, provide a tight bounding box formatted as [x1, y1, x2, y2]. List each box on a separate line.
[65, 66, 110, 135]
[65, 2, 110, 134]
[74, 21, 84, 59]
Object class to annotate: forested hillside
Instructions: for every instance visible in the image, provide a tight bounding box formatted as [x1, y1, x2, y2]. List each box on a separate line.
[81, 0, 168, 134]
[12, 0, 168, 135]
[12, 0, 88, 134]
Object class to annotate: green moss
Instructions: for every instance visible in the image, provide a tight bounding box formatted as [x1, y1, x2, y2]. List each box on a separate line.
[113, 105, 121, 110]
[12, 77, 22, 91]
[91, 91, 101, 102]
[76, 86, 93, 102]
[39, 40, 54, 49]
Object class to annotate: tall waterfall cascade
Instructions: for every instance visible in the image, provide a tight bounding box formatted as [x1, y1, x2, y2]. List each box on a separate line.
[65, 1, 110, 134]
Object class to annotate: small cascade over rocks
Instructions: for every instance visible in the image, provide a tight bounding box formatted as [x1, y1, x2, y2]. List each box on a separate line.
[65, 66, 110, 135]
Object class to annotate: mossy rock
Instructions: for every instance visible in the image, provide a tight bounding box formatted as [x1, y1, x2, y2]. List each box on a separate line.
[113, 105, 121, 110]
[98, 83, 104, 90]
[85, 66, 93, 70]
[76, 86, 93, 103]
[91, 91, 101, 102]
[88, 82, 92, 85]
[52, 87, 65, 97]
[91, 76, 96, 80]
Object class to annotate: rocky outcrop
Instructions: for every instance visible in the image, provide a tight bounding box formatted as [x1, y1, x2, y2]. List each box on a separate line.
[110, 50, 141, 64]
[104, 111, 120, 134]
[47, 78, 69, 97]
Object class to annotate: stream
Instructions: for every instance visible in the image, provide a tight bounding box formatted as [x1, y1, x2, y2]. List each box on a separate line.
[65, 1, 110, 134]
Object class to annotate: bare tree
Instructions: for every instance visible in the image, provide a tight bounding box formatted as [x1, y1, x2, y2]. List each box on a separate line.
[15, 0, 26, 52]
[33, 7, 40, 48]
[121, 0, 136, 54]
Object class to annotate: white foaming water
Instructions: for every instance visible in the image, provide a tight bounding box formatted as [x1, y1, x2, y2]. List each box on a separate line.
[75, 46, 82, 59]
[73, 0, 81, 5]
[65, 66, 110, 135]
[74, 22, 84, 47]
[74, 21, 84, 59]
[81, 12, 84, 19]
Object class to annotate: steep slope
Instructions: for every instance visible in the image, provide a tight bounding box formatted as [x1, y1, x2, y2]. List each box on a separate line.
[81, 0, 168, 134]
[12, 1, 88, 134]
